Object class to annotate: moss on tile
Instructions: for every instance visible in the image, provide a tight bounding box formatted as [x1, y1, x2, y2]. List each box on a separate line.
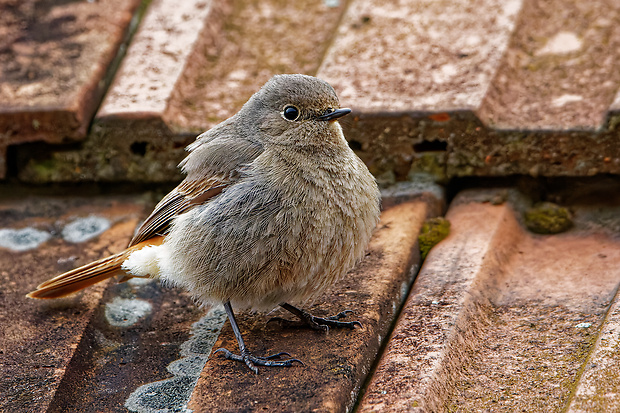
[524, 202, 573, 234]
[418, 217, 451, 260]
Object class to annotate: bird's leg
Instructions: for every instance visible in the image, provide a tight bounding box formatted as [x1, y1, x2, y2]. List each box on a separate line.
[271, 302, 362, 332]
[214, 301, 303, 373]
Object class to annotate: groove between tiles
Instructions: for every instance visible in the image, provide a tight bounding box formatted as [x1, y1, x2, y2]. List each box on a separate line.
[564, 281, 620, 412]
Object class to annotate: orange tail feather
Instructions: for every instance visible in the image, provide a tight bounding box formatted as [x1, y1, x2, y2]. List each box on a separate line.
[27, 236, 164, 299]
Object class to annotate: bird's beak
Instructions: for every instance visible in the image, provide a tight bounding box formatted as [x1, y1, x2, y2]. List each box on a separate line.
[318, 108, 352, 121]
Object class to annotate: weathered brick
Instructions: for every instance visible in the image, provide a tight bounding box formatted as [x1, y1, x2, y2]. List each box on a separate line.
[359, 189, 620, 412]
[0, 0, 143, 177]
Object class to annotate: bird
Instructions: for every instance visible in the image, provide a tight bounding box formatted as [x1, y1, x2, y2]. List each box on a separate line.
[27, 74, 381, 373]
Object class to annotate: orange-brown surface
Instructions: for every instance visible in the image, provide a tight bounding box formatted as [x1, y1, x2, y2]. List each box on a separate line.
[1, 0, 620, 411]
[360, 189, 620, 411]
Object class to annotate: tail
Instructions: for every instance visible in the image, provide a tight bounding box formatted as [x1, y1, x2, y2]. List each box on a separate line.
[27, 236, 164, 299]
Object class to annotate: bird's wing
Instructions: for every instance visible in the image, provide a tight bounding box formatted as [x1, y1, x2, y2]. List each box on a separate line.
[129, 129, 264, 246]
[29, 117, 264, 299]
[29, 174, 230, 298]
[128, 177, 227, 247]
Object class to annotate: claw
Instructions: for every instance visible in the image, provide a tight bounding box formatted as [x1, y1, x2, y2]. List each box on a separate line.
[279, 303, 363, 331]
[327, 310, 354, 321]
[215, 347, 304, 373]
[308, 315, 361, 330]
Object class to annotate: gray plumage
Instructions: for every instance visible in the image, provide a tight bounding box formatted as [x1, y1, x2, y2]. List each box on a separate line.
[124, 74, 380, 309]
[29, 74, 381, 372]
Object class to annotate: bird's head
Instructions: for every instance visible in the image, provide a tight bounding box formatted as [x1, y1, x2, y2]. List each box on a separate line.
[240, 74, 351, 149]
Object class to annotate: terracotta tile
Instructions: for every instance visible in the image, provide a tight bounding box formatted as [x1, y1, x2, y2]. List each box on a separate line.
[568, 288, 620, 412]
[0, 195, 145, 412]
[9, 0, 620, 183]
[164, 0, 347, 132]
[0, 0, 143, 176]
[0, 186, 444, 412]
[317, 0, 620, 180]
[359, 189, 620, 412]
[447, 128, 620, 178]
[45, 268, 209, 412]
[0, 193, 229, 412]
[478, 0, 620, 130]
[2, 1, 620, 410]
[318, 0, 522, 112]
[99, 0, 347, 132]
[611, 89, 620, 112]
[17, 0, 348, 183]
[607, 89, 620, 132]
[97, 0, 215, 122]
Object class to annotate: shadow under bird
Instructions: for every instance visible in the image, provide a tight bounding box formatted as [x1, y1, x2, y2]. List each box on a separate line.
[28, 74, 381, 373]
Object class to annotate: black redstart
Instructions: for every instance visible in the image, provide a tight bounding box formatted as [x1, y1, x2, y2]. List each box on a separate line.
[28, 74, 381, 373]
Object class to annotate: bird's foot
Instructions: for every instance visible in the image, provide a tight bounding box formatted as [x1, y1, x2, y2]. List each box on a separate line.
[299, 309, 362, 331]
[272, 304, 362, 332]
[214, 348, 303, 374]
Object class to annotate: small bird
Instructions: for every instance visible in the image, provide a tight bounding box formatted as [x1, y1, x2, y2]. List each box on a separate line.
[28, 74, 381, 373]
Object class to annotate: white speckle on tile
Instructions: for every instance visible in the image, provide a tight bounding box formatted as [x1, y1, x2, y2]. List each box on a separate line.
[536, 31, 582, 56]
[125, 307, 227, 413]
[105, 297, 152, 327]
[464, 34, 482, 47]
[227, 69, 248, 82]
[62, 216, 111, 243]
[551, 94, 583, 107]
[323, 0, 340, 7]
[575, 322, 592, 329]
[432, 63, 459, 84]
[0, 227, 51, 252]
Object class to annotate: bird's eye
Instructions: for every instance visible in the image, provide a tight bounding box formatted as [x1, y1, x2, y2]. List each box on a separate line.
[282, 105, 300, 121]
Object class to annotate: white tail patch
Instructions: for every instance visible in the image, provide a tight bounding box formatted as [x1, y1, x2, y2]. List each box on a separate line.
[122, 245, 163, 279]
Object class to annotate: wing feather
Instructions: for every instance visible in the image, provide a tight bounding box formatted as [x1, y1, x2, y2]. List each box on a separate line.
[128, 178, 227, 247]
[129, 122, 263, 246]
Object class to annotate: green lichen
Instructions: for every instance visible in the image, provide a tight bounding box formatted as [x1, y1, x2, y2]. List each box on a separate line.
[327, 360, 353, 379]
[418, 217, 451, 260]
[25, 156, 78, 182]
[524, 202, 573, 234]
[408, 152, 447, 182]
[28, 158, 57, 180]
[608, 114, 620, 132]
